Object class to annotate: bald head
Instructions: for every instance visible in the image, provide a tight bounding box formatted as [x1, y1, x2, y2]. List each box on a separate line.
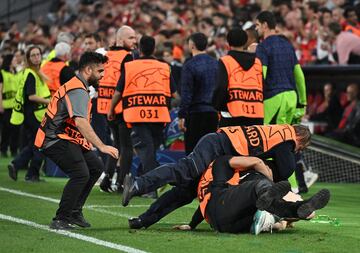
[116, 26, 136, 50]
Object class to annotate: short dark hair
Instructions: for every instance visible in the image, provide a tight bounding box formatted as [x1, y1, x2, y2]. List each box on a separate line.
[344, 6, 356, 18]
[1, 54, 14, 72]
[78, 52, 108, 70]
[84, 33, 101, 42]
[256, 11, 276, 29]
[328, 22, 342, 35]
[188, 32, 208, 51]
[227, 28, 248, 47]
[306, 1, 319, 13]
[140, 35, 155, 56]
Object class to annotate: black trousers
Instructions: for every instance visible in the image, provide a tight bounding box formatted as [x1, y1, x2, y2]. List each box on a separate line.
[0, 109, 20, 155]
[184, 111, 218, 155]
[136, 132, 234, 194]
[106, 118, 133, 185]
[139, 185, 197, 228]
[131, 123, 164, 175]
[206, 173, 268, 233]
[43, 140, 103, 220]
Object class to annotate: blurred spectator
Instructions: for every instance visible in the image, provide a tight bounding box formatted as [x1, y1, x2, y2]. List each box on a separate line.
[245, 26, 259, 52]
[343, 6, 360, 37]
[327, 83, 360, 146]
[305, 83, 343, 132]
[83, 33, 102, 52]
[299, 1, 319, 65]
[316, 8, 334, 64]
[328, 21, 360, 64]
[162, 46, 182, 92]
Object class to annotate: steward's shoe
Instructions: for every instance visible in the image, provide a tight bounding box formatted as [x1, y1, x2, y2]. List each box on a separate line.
[128, 217, 144, 229]
[256, 181, 291, 211]
[8, 162, 17, 181]
[250, 210, 276, 235]
[122, 174, 138, 207]
[70, 211, 91, 228]
[25, 176, 45, 183]
[99, 175, 112, 193]
[297, 189, 330, 219]
[49, 219, 76, 230]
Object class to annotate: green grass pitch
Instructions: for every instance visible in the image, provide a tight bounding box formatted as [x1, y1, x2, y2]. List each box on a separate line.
[0, 157, 359, 253]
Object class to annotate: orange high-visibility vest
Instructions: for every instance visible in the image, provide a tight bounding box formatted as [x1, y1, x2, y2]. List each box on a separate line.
[97, 50, 130, 114]
[35, 76, 92, 150]
[41, 61, 66, 96]
[122, 59, 171, 123]
[221, 55, 264, 118]
[219, 124, 297, 156]
[198, 162, 242, 222]
[344, 24, 360, 37]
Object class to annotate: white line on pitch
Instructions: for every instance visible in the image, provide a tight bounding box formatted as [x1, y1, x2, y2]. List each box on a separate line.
[0, 187, 190, 224]
[0, 213, 149, 253]
[0, 187, 133, 218]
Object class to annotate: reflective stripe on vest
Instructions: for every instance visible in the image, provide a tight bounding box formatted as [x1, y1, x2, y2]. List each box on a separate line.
[219, 124, 297, 156]
[198, 162, 241, 223]
[1, 70, 19, 109]
[41, 61, 66, 95]
[10, 68, 50, 125]
[122, 59, 171, 123]
[97, 50, 129, 114]
[221, 55, 264, 118]
[34, 76, 92, 150]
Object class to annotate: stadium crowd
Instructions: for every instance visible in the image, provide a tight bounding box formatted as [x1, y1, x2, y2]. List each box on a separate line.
[1, 0, 360, 64]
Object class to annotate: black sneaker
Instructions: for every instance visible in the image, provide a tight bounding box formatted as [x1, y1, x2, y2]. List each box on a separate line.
[99, 175, 112, 193]
[25, 176, 45, 183]
[69, 212, 91, 228]
[49, 219, 76, 230]
[122, 174, 138, 207]
[128, 217, 144, 229]
[8, 162, 17, 181]
[256, 181, 291, 211]
[297, 189, 330, 219]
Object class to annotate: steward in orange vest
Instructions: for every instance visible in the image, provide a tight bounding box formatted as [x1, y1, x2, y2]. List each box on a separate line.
[35, 76, 93, 150]
[41, 42, 75, 95]
[98, 26, 137, 194]
[97, 48, 132, 115]
[194, 155, 330, 233]
[114, 35, 176, 187]
[213, 28, 264, 127]
[121, 58, 173, 124]
[121, 124, 311, 207]
[34, 52, 119, 229]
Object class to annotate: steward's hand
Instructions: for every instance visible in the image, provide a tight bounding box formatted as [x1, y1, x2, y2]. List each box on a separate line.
[178, 118, 186, 132]
[99, 145, 118, 159]
[173, 224, 191, 231]
[107, 109, 115, 121]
